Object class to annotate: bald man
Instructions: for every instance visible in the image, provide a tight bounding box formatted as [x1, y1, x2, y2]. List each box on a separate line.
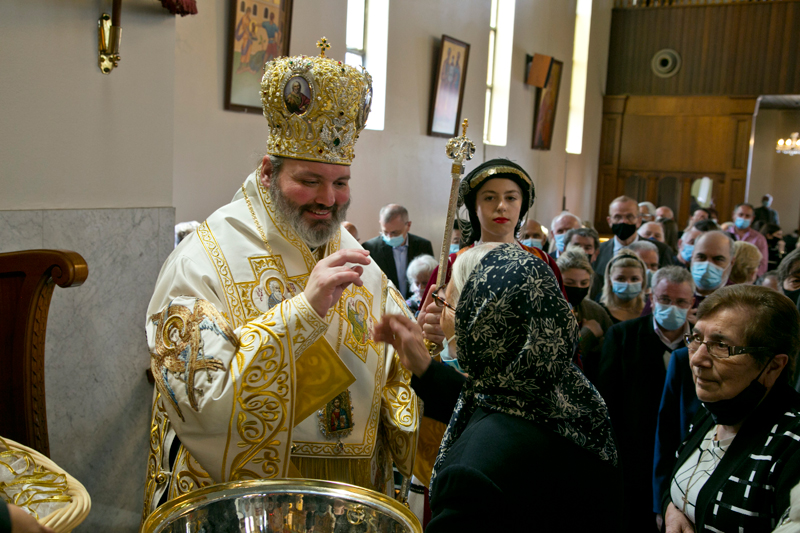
[343, 221, 359, 242]
[655, 206, 674, 220]
[594, 196, 673, 281]
[638, 221, 665, 243]
[519, 218, 548, 250]
[550, 212, 582, 258]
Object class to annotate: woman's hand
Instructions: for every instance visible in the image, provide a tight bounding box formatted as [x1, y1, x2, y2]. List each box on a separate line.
[417, 285, 445, 347]
[664, 503, 695, 533]
[582, 319, 603, 338]
[373, 314, 432, 377]
[8, 504, 55, 533]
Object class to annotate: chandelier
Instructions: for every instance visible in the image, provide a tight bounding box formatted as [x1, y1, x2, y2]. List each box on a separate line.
[777, 133, 800, 156]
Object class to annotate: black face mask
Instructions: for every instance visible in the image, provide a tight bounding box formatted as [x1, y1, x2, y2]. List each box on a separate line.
[565, 286, 589, 308]
[702, 358, 773, 426]
[611, 222, 638, 241]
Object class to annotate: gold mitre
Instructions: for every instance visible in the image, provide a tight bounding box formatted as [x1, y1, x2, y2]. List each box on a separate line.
[260, 37, 373, 166]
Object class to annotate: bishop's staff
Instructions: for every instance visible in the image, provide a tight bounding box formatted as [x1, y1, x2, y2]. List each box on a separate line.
[423, 119, 475, 355]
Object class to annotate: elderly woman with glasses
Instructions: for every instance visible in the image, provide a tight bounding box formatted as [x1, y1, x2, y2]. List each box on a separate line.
[374, 244, 622, 531]
[662, 284, 800, 532]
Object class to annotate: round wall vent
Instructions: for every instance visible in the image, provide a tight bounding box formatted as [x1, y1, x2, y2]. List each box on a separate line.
[651, 49, 682, 79]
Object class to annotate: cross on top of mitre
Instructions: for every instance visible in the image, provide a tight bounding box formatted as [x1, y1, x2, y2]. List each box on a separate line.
[316, 37, 331, 57]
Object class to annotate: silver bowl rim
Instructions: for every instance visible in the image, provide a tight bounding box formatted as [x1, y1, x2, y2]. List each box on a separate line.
[141, 478, 422, 533]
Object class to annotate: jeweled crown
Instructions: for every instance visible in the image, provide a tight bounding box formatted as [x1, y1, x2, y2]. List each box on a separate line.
[260, 37, 373, 166]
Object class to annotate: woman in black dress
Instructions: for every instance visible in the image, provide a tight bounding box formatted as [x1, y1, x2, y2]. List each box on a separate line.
[374, 244, 622, 531]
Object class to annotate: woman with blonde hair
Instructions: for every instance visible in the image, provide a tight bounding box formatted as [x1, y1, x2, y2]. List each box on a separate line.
[730, 240, 762, 285]
[600, 249, 647, 324]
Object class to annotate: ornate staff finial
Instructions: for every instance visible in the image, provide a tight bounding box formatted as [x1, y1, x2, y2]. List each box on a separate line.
[316, 37, 331, 57]
[461, 119, 468, 137]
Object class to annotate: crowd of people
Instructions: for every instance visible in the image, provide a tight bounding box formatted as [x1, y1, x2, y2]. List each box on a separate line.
[357, 187, 800, 532]
[41, 44, 791, 533]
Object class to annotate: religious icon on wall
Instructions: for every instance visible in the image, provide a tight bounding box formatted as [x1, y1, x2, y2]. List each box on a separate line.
[532, 59, 563, 150]
[428, 35, 470, 138]
[226, 0, 293, 113]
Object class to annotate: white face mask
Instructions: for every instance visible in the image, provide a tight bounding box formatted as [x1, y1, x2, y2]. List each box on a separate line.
[440, 335, 462, 372]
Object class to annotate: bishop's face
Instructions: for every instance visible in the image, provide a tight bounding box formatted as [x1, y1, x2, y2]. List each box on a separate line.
[262, 157, 351, 248]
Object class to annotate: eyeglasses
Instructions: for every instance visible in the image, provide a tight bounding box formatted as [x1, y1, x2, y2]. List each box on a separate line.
[683, 333, 770, 360]
[432, 287, 455, 311]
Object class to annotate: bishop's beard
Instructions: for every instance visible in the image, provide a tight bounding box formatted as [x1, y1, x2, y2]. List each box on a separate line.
[269, 178, 350, 249]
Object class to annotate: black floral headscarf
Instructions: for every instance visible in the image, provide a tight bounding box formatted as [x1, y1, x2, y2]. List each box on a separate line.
[430, 244, 618, 489]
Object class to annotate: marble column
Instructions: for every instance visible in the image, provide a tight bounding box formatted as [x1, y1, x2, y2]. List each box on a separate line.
[0, 207, 175, 532]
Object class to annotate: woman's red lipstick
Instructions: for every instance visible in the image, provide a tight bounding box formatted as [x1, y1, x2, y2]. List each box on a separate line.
[493, 217, 510, 224]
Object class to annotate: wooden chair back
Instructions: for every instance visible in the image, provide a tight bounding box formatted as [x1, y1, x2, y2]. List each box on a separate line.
[0, 250, 88, 456]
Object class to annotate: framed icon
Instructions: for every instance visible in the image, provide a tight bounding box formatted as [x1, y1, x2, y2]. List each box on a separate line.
[225, 0, 293, 113]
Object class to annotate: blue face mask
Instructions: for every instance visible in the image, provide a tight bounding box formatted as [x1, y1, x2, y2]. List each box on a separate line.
[680, 243, 694, 262]
[554, 233, 567, 253]
[734, 217, 751, 230]
[612, 281, 642, 301]
[449, 243, 460, 254]
[382, 234, 405, 248]
[522, 238, 543, 250]
[654, 302, 689, 331]
[440, 335, 463, 372]
[692, 260, 725, 290]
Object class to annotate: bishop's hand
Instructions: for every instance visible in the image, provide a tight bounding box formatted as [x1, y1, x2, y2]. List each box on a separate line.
[305, 249, 371, 318]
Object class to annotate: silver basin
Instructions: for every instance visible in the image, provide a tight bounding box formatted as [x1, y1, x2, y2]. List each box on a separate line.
[141, 478, 422, 533]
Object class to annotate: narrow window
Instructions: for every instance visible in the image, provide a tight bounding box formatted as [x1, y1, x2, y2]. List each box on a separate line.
[346, 0, 389, 130]
[483, 0, 515, 146]
[565, 0, 592, 155]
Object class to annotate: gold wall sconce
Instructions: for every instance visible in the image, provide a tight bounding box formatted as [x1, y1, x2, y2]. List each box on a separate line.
[98, 0, 122, 74]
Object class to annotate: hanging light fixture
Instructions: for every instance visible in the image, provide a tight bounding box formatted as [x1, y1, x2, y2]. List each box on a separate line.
[777, 132, 800, 156]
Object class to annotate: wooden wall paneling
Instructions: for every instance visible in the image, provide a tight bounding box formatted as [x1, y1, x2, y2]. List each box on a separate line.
[765, 5, 783, 92]
[679, 176, 694, 229]
[607, 2, 800, 96]
[792, 3, 800, 92]
[732, 116, 751, 171]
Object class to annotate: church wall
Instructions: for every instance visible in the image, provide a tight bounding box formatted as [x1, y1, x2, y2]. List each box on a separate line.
[0, 2, 177, 531]
[750, 109, 800, 233]
[173, 0, 613, 251]
[0, 0, 175, 210]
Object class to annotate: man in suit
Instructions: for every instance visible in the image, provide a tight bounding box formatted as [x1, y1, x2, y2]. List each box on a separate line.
[362, 204, 433, 299]
[594, 196, 673, 285]
[753, 193, 779, 231]
[595, 266, 695, 533]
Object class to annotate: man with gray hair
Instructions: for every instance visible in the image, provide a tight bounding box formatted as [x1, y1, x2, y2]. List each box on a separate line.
[596, 265, 694, 533]
[550, 211, 582, 258]
[639, 201, 657, 222]
[564, 227, 603, 300]
[362, 204, 433, 298]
